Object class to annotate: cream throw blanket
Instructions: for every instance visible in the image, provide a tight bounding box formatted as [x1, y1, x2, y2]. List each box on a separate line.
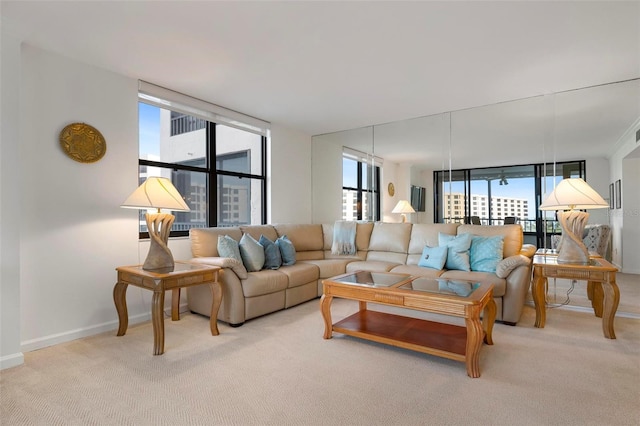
[331, 221, 357, 255]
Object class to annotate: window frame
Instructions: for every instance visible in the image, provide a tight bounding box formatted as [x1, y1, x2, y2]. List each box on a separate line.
[342, 156, 381, 221]
[137, 101, 267, 239]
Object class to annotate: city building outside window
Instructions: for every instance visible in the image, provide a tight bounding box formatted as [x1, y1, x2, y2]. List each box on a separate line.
[342, 153, 381, 221]
[137, 86, 268, 237]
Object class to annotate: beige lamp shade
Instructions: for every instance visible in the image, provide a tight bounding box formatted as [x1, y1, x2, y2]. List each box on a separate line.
[539, 178, 607, 264]
[539, 178, 608, 211]
[392, 200, 416, 214]
[392, 199, 415, 223]
[121, 177, 190, 212]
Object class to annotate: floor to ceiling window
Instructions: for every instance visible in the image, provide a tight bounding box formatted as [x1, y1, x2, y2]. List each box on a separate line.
[434, 161, 586, 246]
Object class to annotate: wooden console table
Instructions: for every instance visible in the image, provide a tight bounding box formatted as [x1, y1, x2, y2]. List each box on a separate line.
[113, 262, 221, 355]
[531, 255, 619, 339]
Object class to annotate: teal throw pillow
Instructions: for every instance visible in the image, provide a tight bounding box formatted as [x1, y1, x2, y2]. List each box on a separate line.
[438, 232, 472, 271]
[217, 235, 242, 262]
[276, 235, 296, 266]
[470, 235, 504, 273]
[239, 233, 265, 272]
[259, 235, 282, 270]
[418, 246, 448, 270]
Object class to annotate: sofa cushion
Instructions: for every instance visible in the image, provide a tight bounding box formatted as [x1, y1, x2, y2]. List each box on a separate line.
[439, 233, 472, 271]
[240, 225, 278, 243]
[390, 264, 445, 279]
[417, 246, 448, 270]
[259, 235, 282, 270]
[278, 263, 319, 288]
[368, 222, 412, 253]
[218, 234, 243, 262]
[241, 270, 289, 297]
[189, 256, 248, 280]
[190, 227, 242, 257]
[300, 259, 355, 279]
[408, 223, 461, 256]
[456, 224, 522, 258]
[276, 235, 296, 266]
[469, 235, 504, 273]
[346, 260, 401, 273]
[239, 233, 265, 272]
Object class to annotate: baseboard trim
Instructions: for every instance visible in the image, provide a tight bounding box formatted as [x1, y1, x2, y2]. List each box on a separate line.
[20, 303, 190, 353]
[0, 352, 25, 370]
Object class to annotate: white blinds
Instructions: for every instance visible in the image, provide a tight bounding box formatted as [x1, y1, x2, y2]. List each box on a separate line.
[138, 81, 270, 137]
[342, 146, 384, 167]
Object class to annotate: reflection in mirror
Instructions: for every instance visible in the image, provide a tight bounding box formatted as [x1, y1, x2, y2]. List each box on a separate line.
[311, 79, 639, 227]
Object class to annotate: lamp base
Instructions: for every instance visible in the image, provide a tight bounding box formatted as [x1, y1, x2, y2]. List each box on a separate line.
[143, 212, 175, 271]
[556, 210, 589, 264]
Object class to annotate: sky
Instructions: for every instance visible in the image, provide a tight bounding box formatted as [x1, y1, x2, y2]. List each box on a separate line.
[139, 102, 160, 157]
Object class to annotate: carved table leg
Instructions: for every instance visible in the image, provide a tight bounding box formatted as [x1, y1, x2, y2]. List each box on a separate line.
[465, 310, 484, 378]
[209, 280, 222, 336]
[152, 290, 165, 355]
[483, 297, 496, 345]
[171, 288, 181, 321]
[601, 279, 620, 339]
[589, 281, 604, 318]
[320, 294, 333, 339]
[532, 269, 547, 328]
[113, 282, 129, 336]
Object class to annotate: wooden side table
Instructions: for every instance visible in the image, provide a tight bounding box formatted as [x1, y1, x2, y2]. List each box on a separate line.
[113, 261, 221, 355]
[531, 255, 619, 339]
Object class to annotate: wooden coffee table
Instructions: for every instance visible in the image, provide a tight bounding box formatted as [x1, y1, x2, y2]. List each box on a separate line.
[320, 271, 496, 378]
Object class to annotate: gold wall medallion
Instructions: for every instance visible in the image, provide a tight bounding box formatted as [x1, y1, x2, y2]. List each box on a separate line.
[59, 122, 106, 163]
[388, 182, 395, 196]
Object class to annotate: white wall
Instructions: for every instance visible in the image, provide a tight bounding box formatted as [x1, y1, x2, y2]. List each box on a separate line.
[18, 45, 145, 352]
[609, 118, 640, 273]
[584, 157, 610, 226]
[621, 156, 640, 273]
[0, 27, 24, 370]
[269, 124, 313, 224]
[0, 43, 315, 369]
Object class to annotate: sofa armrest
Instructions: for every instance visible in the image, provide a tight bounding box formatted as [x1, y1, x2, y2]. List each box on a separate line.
[190, 256, 248, 279]
[520, 244, 536, 258]
[496, 254, 531, 279]
[501, 262, 533, 324]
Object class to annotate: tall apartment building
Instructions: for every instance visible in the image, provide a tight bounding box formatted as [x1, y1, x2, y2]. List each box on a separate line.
[445, 192, 529, 222]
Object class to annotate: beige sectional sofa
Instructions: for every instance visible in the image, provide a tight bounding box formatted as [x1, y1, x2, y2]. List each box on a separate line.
[187, 222, 536, 327]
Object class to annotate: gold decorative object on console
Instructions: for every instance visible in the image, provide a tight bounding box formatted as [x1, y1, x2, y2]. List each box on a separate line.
[539, 178, 608, 264]
[59, 122, 106, 163]
[121, 177, 191, 271]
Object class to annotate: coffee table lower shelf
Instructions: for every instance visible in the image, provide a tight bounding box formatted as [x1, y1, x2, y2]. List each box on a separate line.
[333, 310, 467, 362]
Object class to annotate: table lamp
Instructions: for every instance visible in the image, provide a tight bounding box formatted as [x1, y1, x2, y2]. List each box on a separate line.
[539, 178, 608, 264]
[121, 177, 191, 271]
[392, 200, 415, 223]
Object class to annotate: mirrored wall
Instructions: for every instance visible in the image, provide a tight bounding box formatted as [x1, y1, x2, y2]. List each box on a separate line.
[311, 79, 640, 228]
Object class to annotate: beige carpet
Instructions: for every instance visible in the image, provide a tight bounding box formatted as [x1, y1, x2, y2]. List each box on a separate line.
[1, 298, 639, 426]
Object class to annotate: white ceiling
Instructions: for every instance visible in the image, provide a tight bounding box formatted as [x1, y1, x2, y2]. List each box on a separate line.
[2, 1, 639, 169]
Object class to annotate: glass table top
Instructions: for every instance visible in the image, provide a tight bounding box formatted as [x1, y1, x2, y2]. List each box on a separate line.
[399, 278, 480, 298]
[332, 271, 412, 287]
